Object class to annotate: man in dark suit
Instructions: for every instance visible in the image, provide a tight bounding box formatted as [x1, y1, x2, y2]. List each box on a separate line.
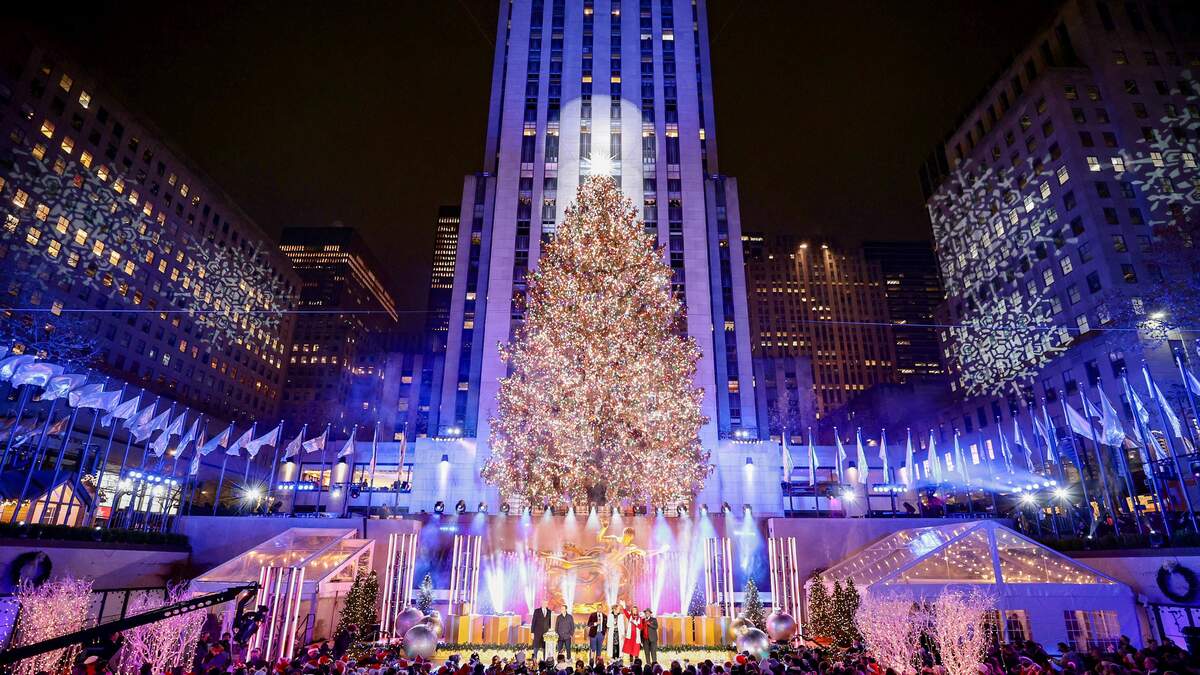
[531, 604, 553, 663]
[554, 606, 576, 660]
[641, 609, 658, 665]
[587, 606, 608, 665]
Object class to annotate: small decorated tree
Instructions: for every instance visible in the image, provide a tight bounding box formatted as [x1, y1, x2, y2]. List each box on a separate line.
[416, 573, 435, 616]
[856, 592, 926, 673]
[12, 576, 93, 675]
[806, 572, 833, 639]
[117, 584, 206, 674]
[742, 579, 765, 630]
[830, 578, 862, 645]
[928, 588, 995, 675]
[336, 570, 379, 636]
[687, 582, 706, 617]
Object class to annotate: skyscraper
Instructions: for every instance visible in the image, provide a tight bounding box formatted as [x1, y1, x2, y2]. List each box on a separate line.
[861, 241, 946, 383]
[0, 43, 297, 422]
[742, 233, 896, 421]
[279, 225, 397, 431]
[436, 0, 758, 446]
[416, 205, 460, 438]
[920, 0, 1199, 433]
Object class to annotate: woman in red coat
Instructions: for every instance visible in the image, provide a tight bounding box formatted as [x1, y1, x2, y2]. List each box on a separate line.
[622, 605, 643, 660]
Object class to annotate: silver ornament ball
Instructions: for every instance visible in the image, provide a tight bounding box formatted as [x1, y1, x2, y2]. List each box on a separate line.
[766, 611, 798, 642]
[417, 612, 443, 637]
[395, 607, 425, 638]
[735, 628, 771, 660]
[730, 615, 752, 640]
[403, 624, 439, 659]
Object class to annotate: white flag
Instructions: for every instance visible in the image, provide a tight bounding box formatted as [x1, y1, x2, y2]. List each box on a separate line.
[1144, 367, 1184, 439]
[11, 361, 64, 388]
[1097, 387, 1126, 447]
[904, 429, 915, 487]
[40, 374, 87, 401]
[0, 355, 37, 382]
[337, 428, 358, 459]
[1013, 418, 1035, 472]
[780, 436, 794, 483]
[69, 384, 108, 408]
[177, 417, 201, 452]
[855, 428, 870, 485]
[1186, 369, 1200, 398]
[199, 424, 233, 456]
[226, 427, 255, 457]
[806, 431, 817, 487]
[189, 453, 202, 476]
[283, 428, 306, 460]
[150, 411, 187, 456]
[997, 423, 1014, 474]
[302, 427, 329, 454]
[102, 396, 141, 427]
[954, 433, 971, 485]
[878, 429, 889, 478]
[928, 432, 943, 483]
[244, 424, 282, 459]
[132, 408, 171, 443]
[1064, 401, 1096, 438]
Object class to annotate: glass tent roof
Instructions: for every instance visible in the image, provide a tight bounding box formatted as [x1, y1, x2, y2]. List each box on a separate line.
[821, 520, 1116, 589]
[194, 528, 373, 593]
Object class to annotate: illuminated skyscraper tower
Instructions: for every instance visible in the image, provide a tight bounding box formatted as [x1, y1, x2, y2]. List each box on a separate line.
[437, 0, 758, 448]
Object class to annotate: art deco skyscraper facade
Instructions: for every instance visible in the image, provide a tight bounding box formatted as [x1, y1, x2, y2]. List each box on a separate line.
[437, 0, 758, 447]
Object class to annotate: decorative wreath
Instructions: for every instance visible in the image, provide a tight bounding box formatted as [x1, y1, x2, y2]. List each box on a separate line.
[1156, 562, 1198, 604]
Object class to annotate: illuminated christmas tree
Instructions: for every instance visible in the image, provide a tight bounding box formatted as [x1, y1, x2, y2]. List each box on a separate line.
[806, 572, 833, 639]
[416, 574, 435, 616]
[336, 570, 378, 636]
[742, 579, 765, 630]
[481, 175, 709, 507]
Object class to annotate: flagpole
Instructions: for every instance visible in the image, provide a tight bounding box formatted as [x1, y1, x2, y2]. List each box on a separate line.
[266, 422, 284, 508]
[31, 403, 81, 526]
[242, 422, 259, 484]
[288, 423, 309, 516]
[1123, 373, 1171, 540]
[395, 425, 407, 512]
[1144, 367, 1199, 532]
[1040, 401, 1075, 536]
[10, 398, 62, 524]
[113, 396, 157, 528]
[1056, 391, 1094, 530]
[341, 425, 359, 518]
[1099, 385, 1143, 534]
[367, 420, 380, 515]
[314, 424, 331, 516]
[1175, 356, 1200, 452]
[134, 401, 177, 530]
[183, 423, 209, 519]
[60, 379, 110, 526]
[1080, 383, 1120, 535]
[0, 385, 34, 470]
[213, 453, 231, 517]
[86, 385, 131, 527]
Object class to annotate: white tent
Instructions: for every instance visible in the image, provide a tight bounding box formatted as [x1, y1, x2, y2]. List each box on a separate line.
[810, 520, 1139, 649]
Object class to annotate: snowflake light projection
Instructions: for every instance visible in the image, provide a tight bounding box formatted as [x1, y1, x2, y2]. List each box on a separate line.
[929, 154, 1069, 397]
[1120, 70, 1200, 226]
[0, 147, 291, 350]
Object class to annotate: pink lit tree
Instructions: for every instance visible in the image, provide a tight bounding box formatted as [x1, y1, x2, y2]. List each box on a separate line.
[856, 592, 927, 674]
[928, 588, 996, 675]
[117, 584, 207, 674]
[12, 576, 93, 675]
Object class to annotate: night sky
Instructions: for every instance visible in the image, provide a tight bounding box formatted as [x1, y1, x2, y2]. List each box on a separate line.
[14, 1, 1054, 314]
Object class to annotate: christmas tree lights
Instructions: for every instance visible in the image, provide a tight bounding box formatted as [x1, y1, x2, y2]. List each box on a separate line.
[481, 176, 709, 507]
[741, 579, 765, 630]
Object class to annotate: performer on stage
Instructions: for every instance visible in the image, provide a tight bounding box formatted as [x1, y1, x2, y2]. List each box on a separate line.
[609, 603, 624, 660]
[641, 608, 658, 665]
[587, 603, 608, 665]
[621, 604, 643, 661]
[554, 605, 575, 660]
[531, 603, 553, 663]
